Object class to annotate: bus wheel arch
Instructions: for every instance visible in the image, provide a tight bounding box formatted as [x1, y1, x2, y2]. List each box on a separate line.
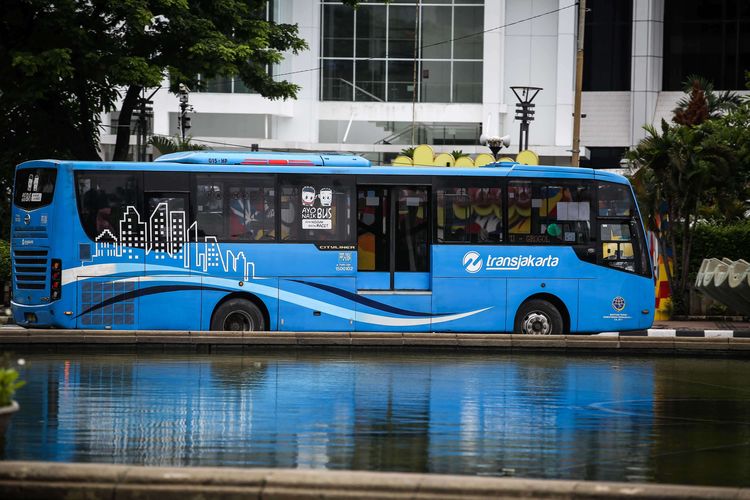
[210, 292, 269, 332]
[513, 294, 569, 335]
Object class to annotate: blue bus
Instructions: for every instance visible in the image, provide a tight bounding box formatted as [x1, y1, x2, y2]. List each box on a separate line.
[10, 151, 654, 334]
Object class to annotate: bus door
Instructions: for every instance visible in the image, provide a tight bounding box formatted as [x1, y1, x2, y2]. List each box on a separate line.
[140, 172, 201, 330]
[355, 184, 432, 332]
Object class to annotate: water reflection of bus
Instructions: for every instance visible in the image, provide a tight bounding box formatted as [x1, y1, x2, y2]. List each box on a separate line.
[11, 151, 653, 333]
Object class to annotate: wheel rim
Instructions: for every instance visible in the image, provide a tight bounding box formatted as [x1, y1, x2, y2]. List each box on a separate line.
[521, 311, 551, 335]
[223, 311, 254, 331]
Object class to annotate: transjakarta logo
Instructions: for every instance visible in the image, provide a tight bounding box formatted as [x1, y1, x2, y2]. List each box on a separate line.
[462, 251, 483, 273]
[462, 252, 560, 272]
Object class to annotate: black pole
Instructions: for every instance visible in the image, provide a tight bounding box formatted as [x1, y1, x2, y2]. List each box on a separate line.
[179, 101, 187, 142]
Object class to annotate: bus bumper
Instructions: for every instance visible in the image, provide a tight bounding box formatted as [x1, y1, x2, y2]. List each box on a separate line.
[11, 302, 73, 329]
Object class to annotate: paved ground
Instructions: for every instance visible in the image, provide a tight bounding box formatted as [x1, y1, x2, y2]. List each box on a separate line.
[654, 319, 750, 331]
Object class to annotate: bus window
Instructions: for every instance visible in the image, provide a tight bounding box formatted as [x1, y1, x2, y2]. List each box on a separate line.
[597, 182, 633, 217]
[280, 177, 353, 242]
[76, 172, 138, 242]
[396, 187, 429, 272]
[14, 168, 57, 210]
[195, 174, 275, 241]
[508, 180, 592, 244]
[508, 181, 532, 236]
[437, 184, 503, 243]
[357, 187, 390, 271]
[600, 222, 635, 272]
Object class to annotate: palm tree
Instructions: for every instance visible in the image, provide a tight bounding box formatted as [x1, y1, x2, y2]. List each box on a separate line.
[628, 118, 735, 312]
[149, 135, 208, 156]
[399, 147, 416, 159]
[673, 75, 741, 124]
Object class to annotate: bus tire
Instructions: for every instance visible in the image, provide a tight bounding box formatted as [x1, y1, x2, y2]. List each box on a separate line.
[211, 299, 265, 332]
[514, 300, 563, 335]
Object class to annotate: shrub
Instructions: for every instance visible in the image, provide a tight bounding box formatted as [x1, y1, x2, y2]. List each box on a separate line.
[682, 221, 750, 283]
[0, 240, 10, 282]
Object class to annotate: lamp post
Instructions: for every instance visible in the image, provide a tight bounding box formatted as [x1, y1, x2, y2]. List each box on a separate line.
[178, 83, 193, 142]
[510, 86, 542, 153]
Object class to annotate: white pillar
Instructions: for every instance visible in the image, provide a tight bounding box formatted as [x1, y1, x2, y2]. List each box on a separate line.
[482, 0, 505, 138]
[273, 0, 321, 144]
[630, 0, 664, 146]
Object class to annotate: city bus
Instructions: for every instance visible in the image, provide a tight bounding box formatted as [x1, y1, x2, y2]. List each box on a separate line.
[10, 151, 654, 334]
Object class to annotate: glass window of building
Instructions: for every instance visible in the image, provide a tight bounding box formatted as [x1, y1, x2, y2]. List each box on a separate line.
[321, 1, 484, 103]
[664, 0, 750, 90]
[582, 0, 632, 91]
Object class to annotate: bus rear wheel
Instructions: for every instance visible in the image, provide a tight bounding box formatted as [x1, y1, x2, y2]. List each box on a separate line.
[514, 300, 563, 335]
[211, 299, 265, 332]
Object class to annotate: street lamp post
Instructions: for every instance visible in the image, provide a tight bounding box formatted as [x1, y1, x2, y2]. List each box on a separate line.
[178, 83, 192, 142]
[510, 86, 542, 152]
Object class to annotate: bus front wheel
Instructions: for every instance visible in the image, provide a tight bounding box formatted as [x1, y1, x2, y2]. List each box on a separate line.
[211, 299, 265, 332]
[514, 300, 563, 335]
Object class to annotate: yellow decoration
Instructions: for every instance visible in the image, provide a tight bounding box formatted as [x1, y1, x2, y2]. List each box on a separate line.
[392, 155, 413, 166]
[358, 233, 375, 271]
[433, 153, 455, 167]
[497, 156, 515, 163]
[454, 156, 475, 168]
[413, 145, 434, 166]
[516, 150, 539, 165]
[474, 153, 495, 167]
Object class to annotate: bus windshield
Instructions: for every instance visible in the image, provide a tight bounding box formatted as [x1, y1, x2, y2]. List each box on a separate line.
[14, 167, 57, 210]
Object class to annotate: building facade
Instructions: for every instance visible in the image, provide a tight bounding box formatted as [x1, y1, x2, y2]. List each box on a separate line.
[100, 0, 750, 167]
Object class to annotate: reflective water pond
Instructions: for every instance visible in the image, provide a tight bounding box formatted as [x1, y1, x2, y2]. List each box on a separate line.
[3, 350, 750, 487]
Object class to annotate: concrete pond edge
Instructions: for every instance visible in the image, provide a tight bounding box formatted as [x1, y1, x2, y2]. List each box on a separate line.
[0, 461, 746, 499]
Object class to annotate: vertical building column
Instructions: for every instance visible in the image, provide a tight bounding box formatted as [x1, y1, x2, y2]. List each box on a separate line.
[630, 0, 663, 146]
[482, 0, 505, 138]
[554, 0, 576, 149]
[273, 0, 321, 144]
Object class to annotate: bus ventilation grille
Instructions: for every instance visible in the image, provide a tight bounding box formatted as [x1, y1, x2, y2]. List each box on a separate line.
[80, 281, 136, 327]
[13, 249, 48, 290]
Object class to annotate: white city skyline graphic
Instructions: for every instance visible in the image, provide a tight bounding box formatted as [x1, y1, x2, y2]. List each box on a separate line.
[92, 202, 257, 280]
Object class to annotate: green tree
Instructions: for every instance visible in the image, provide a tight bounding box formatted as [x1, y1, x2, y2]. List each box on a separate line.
[628, 79, 745, 313]
[111, 0, 313, 160]
[0, 0, 359, 237]
[673, 75, 741, 123]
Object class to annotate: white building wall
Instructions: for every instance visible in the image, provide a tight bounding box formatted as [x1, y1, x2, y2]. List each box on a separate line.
[580, 92, 631, 147]
[100, 0, 720, 163]
[502, 0, 560, 152]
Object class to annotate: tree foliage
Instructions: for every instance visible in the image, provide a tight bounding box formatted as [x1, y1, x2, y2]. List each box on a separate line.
[628, 76, 750, 313]
[0, 0, 361, 237]
[149, 135, 208, 156]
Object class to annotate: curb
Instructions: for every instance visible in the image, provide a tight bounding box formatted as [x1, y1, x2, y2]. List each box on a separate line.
[1, 330, 750, 354]
[601, 329, 750, 338]
[0, 461, 745, 500]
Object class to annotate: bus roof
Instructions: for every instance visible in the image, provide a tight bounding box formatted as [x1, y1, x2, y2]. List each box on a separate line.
[17, 154, 631, 185]
[154, 150, 372, 167]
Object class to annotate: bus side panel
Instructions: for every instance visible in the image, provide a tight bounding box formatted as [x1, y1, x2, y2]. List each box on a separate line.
[432, 278, 506, 332]
[278, 277, 355, 331]
[200, 278, 279, 331]
[354, 293, 432, 332]
[138, 276, 202, 330]
[505, 279, 579, 333]
[577, 271, 649, 332]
